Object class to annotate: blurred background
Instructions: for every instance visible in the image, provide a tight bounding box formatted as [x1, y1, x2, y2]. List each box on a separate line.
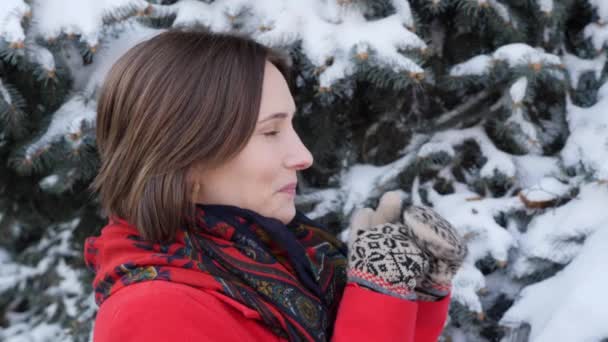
[0, 0, 607, 341]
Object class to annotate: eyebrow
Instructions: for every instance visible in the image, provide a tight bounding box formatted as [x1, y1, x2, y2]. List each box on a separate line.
[257, 111, 294, 124]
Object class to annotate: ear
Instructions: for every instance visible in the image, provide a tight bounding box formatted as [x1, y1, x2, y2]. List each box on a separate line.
[185, 163, 204, 202]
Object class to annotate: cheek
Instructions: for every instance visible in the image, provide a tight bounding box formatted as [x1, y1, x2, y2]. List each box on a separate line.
[239, 145, 294, 222]
[234, 145, 280, 198]
[242, 142, 280, 185]
[256, 161, 280, 191]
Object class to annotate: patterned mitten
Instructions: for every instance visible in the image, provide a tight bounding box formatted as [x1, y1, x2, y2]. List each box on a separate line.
[401, 205, 468, 301]
[347, 192, 429, 301]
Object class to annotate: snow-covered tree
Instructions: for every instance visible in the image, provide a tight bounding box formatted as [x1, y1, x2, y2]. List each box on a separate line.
[0, 0, 607, 341]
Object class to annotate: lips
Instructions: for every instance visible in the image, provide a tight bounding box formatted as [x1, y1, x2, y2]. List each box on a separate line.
[278, 182, 297, 194]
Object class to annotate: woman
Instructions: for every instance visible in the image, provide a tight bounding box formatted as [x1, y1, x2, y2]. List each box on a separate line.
[84, 28, 466, 341]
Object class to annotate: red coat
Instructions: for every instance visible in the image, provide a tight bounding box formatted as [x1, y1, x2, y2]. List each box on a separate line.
[93, 276, 451, 341]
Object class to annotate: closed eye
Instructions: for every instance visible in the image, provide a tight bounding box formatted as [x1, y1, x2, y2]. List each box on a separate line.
[264, 131, 279, 137]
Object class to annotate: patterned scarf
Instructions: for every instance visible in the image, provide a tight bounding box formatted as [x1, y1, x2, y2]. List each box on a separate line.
[84, 204, 348, 341]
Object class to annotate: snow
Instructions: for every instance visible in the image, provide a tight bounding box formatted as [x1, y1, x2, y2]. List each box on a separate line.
[561, 82, 608, 179]
[331, 133, 426, 217]
[562, 52, 606, 89]
[419, 126, 517, 179]
[507, 77, 537, 155]
[451, 262, 487, 313]
[39, 174, 59, 190]
[0, 0, 30, 43]
[0, 246, 41, 293]
[340, 164, 386, 214]
[417, 140, 456, 159]
[493, 43, 561, 68]
[583, 22, 608, 51]
[482, 0, 512, 25]
[390, 0, 415, 29]
[0, 79, 12, 105]
[164, 0, 426, 87]
[25, 95, 97, 158]
[2, 1, 608, 341]
[502, 208, 608, 341]
[450, 54, 493, 77]
[46, 259, 84, 317]
[27, 43, 56, 73]
[83, 22, 161, 96]
[426, 186, 521, 265]
[589, 0, 608, 22]
[423, 184, 523, 313]
[0, 219, 84, 342]
[334, 141, 530, 317]
[537, 0, 553, 14]
[297, 187, 342, 220]
[509, 77, 528, 104]
[20, 18, 161, 158]
[518, 176, 570, 203]
[1, 321, 68, 342]
[450, 44, 562, 77]
[512, 155, 562, 188]
[507, 107, 541, 155]
[30, 0, 150, 47]
[0, 247, 8, 262]
[164, 0, 235, 32]
[340, 151, 417, 216]
[543, 26, 551, 43]
[514, 183, 608, 269]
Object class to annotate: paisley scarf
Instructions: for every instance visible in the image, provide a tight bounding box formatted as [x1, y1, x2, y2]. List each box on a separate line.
[84, 204, 348, 341]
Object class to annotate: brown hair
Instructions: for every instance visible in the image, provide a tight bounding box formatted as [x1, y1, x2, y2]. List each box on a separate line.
[90, 28, 292, 242]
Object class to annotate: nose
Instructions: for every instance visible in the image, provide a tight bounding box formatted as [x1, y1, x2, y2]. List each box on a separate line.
[285, 127, 313, 171]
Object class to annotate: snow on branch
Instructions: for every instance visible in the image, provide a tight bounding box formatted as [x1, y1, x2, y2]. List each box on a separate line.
[477, 0, 513, 25]
[582, 0, 608, 51]
[26, 43, 56, 76]
[502, 189, 608, 341]
[160, 0, 426, 88]
[562, 52, 606, 89]
[450, 43, 562, 77]
[561, 82, 608, 180]
[30, 0, 151, 49]
[0, 218, 81, 293]
[296, 187, 342, 220]
[0, 0, 30, 45]
[25, 95, 96, 160]
[419, 125, 517, 179]
[421, 183, 523, 313]
[390, 0, 415, 30]
[83, 21, 161, 96]
[517, 176, 571, 209]
[589, 0, 608, 23]
[536, 0, 553, 15]
[513, 183, 605, 274]
[0, 218, 85, 341]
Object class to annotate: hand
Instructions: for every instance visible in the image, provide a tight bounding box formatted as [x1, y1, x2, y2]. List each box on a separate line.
[401, 205, 468, 301]
[347, 191, 429, 301]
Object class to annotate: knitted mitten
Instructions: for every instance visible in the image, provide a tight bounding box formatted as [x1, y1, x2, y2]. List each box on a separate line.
[401, 205, 467, 301]
[347, 192, 429, 301]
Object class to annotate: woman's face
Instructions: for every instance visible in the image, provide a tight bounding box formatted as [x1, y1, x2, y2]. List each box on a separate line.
[191, 61, 313, 224]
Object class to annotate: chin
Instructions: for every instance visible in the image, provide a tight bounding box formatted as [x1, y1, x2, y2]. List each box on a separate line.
[276, 205, 296, 224]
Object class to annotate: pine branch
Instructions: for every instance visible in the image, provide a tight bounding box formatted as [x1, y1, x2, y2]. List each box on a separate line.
[431, 88, 495, 129]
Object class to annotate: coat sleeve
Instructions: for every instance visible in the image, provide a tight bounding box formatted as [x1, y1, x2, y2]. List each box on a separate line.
[331, 282, 450, 342]
[414, 291, 451, 342]
[93, 282, 281, 342]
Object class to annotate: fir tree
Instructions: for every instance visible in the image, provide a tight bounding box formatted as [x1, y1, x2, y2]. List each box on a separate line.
[1, 1, 607, 341]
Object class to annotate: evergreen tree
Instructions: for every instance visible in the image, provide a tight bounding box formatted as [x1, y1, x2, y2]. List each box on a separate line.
[1, 1, 606, 341]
